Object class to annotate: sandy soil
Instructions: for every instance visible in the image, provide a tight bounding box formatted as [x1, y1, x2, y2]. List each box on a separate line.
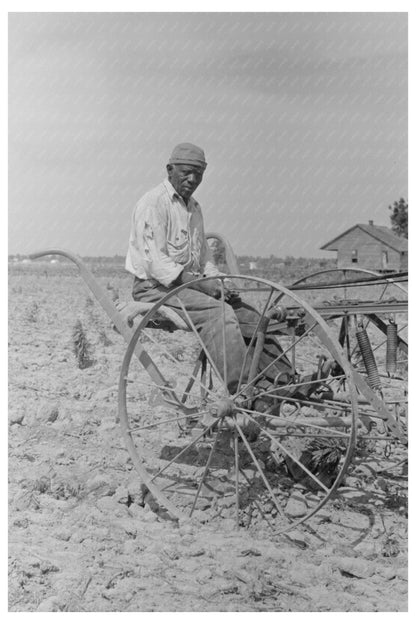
[8, 264, 408, 612]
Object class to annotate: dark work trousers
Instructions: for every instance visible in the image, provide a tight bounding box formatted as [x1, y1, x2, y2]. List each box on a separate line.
[132, 278, 292, 394]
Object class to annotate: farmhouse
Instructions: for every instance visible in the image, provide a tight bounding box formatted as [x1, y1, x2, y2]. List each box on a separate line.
[320, 221, 408, 272]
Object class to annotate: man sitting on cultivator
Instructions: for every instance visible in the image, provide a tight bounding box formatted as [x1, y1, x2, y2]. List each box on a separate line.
[126, 142, 292, 396]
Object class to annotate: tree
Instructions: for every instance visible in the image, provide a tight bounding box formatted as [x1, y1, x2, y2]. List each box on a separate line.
[389, 198, 408, 238]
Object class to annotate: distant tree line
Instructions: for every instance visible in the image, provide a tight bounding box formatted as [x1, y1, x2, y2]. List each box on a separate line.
[13, 198, 407, 269]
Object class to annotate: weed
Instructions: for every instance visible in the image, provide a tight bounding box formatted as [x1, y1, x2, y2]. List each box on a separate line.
[32, 476, 51, 494]
[72, 320, 94, 369]
[385, 487, 408, 517]
[52, 480, 83, 500]
[26, 302, 39, 323]
[356, 437, 378, 455]
[307, 437, 346, 472]
[381, 534, 401, 557]
[286, 437, 347, 490]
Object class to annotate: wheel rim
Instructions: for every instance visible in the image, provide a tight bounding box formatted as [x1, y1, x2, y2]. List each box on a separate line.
[118, 275, 359, 532]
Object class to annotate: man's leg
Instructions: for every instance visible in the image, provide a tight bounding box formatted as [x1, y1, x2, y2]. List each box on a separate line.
[132, 281, 249, 393]
[230, 299, 293, 382]
[231, 299, 329, 405]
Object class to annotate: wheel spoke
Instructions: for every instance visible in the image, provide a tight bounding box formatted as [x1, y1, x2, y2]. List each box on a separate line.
[249, 388, 353, 413]
[238, 466, 276, 529]
[273, 432, 352, 439]
[139, 336, 217, 401]
[239, 407, 352, 439]
[181, 353, 203, 402]
[126, 410, 211, 434]
[149, 418, 221, 482]
[130, 375, 219, 403]
[236, 287, 274, 393]
[140, 328, 182, 364]
[190, 431, 220, 516]
[234, 420, 288, 518]
[233, 321, 319, 400]
[220, 281, 228, 392]
[234, 430, 240, 527]
[177, 299, 226, 389]
[248, 373, 347, 402]
[242, 413, 330, 494]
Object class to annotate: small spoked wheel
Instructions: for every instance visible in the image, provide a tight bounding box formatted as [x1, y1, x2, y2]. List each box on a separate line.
[118, 275, 359, 532]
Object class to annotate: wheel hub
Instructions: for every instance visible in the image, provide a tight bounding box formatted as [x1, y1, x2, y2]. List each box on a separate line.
[215, 398, 235, 419]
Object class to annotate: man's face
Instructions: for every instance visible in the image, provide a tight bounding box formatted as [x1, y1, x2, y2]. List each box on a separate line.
[167, 164, 204, 201]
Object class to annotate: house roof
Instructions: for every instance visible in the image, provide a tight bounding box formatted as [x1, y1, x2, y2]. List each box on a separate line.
[321, 223, 408, 252]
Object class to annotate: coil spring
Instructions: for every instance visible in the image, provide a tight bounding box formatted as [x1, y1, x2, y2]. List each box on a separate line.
[356, 325, 381, 390]
[386, 321, 398, 375]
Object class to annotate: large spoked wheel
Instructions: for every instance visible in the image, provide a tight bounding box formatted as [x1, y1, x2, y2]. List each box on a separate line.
[283, 268, 408, 446]
[118, 275, 359, 533]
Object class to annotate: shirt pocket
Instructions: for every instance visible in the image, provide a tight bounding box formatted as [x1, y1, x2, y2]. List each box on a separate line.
[167, 230, 190, 263]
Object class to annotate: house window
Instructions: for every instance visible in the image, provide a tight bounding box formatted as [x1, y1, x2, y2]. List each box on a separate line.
[351, 250, 358, 264]
[382, 251, 388, 267]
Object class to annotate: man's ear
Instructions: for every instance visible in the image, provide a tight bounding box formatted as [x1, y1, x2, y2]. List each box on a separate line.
[166, 164, 173, 174]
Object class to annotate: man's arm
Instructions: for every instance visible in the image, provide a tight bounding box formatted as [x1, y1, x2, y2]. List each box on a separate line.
[133, 202, 183, 287]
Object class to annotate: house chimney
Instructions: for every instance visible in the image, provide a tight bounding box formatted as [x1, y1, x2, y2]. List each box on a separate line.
[369, 220, 374, 226]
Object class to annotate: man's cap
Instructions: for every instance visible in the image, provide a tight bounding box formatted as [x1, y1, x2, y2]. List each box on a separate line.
[168, 143, 207, 169]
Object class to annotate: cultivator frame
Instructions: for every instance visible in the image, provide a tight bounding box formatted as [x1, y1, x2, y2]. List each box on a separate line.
[29, 234, 408, 532]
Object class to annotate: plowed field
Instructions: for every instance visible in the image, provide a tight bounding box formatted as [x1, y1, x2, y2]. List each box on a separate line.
[8, 263, 407, 612]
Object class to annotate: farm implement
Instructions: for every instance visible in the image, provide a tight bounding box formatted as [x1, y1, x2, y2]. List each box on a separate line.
[30, 235, 408, 533]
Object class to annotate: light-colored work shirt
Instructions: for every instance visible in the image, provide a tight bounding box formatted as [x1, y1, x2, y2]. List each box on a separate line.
[126, 179, 221, 287]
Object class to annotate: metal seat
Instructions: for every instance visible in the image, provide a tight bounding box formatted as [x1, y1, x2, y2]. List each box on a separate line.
[115, 300, 189, 332]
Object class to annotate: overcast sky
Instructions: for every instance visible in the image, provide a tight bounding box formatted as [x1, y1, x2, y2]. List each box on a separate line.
[8, 12, 407, 258]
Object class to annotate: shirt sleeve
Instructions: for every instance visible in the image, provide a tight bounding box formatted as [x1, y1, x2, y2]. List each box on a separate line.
[134, 200, 183, 287]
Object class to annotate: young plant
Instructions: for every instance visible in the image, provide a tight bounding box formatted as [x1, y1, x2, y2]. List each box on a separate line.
[72, 320, 94, 369]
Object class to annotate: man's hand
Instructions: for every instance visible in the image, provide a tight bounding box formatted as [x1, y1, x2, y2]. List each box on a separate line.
[174, 271, 221, 298]
[197, 279, 223, 299]
[223, 279, 242, 305]
[173, 272, 241, 302]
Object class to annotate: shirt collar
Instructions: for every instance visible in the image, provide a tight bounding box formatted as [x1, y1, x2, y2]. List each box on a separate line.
[163, 179, 196, 209]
